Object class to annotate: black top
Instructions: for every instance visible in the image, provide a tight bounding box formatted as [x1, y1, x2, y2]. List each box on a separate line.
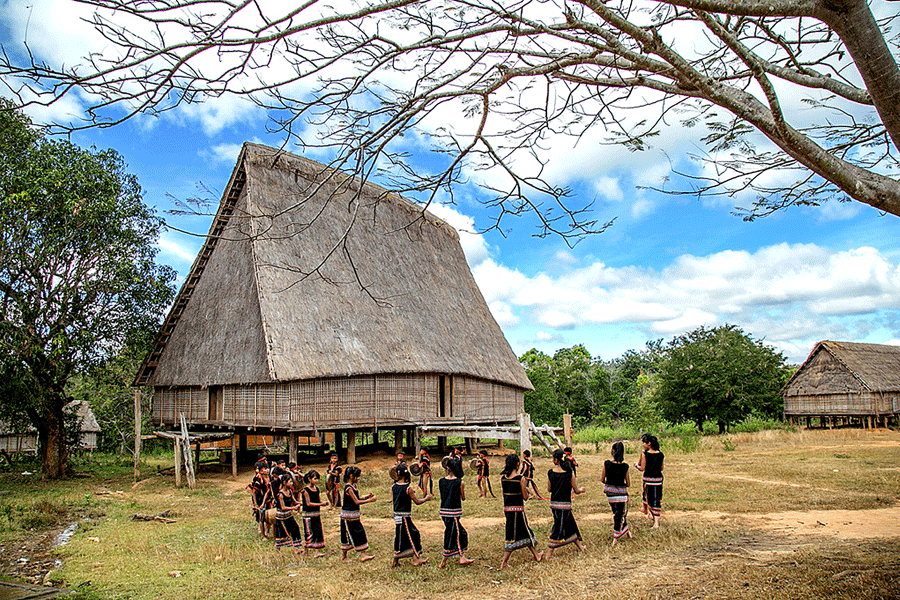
[250, 475, 269, 505]
[439, 477, 462, 510]
[277, 489, 298, 511]
[644, 451, 664, 478]
[501, 475, 524, 508]
[603, 460, 628, 487]
[547, 469, 573, 502]
[392, 482, 412, 513]
[342, 484, 359, 509]
[302, 486, 321, 512]
[521, 457, 535, 479]
[477, 458, 489, 477]
[420, 454, 431, 473]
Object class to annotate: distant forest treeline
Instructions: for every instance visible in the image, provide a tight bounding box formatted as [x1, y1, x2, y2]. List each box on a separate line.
[521, 324, 795, 433]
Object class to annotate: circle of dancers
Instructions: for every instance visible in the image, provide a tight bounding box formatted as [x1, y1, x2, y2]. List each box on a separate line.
[247, 436, 664, 567]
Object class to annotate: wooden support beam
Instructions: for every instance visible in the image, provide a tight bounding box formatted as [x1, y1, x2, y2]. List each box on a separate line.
[437, 436, 447, 453]
[414, 428, 421, 457]
[231, 434, 237, 478]
[347, 431, 356, 464]
[563, 413, 573, 448]
[394, 430, 402, 453]
[133, 390, 142, 483]
[174, 437, 182, 488]
[518, 413, 532, 455]
[288, 432, 298, 464]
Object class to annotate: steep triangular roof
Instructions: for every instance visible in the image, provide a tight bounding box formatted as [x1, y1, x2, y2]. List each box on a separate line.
[782, 340, 900, 394]
[136, 143, 532, 390]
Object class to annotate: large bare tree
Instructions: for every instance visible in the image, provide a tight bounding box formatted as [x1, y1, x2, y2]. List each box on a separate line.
[2, 0, 899, 233]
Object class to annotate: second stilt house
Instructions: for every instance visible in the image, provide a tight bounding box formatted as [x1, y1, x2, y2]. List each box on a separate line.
[135, 143, 532, 457]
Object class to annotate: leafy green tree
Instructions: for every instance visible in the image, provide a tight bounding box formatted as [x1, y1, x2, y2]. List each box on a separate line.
[0, 101, 176, 479]
[655, 325, 788, 432]
[607, 340, 664, 422]
[520, 348, 562, 426]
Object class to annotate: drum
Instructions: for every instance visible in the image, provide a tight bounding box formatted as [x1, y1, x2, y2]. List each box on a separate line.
[264, 508, 277, 524]
[440, 456, 452, 472]
[468, 458, 481, 472]
[388, 466, 400, 481]
[325, 473, 336, 491]
[409, 462, 423, 476]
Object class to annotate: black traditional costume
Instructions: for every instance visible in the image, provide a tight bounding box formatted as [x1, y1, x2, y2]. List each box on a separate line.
[501, 474, 537, 551]
[301, 485, 325, 549]
[340, 483, 369, 553]
[418, 452, 433, 494]
[643, 451, 664, 519]
[274, 489, 303, 549]
[603, 460, 629, 539]
[547, 469, 582, 548]
[392, 482, 423, 559]
[438, 476, 468, 558]
[248, 473, 272, 523]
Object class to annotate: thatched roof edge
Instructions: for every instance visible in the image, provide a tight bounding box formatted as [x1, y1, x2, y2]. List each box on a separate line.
[781, 340, 900, 395]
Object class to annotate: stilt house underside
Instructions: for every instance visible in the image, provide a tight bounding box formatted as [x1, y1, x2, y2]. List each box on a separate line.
[782, 341, 900, 420]
[136, 143, 531, 435]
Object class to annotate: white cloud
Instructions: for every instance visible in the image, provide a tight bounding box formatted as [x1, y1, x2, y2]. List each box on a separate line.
[157, 233, 200, 265]
[423, 203, 491, 267]
[469, 240, 900, 362]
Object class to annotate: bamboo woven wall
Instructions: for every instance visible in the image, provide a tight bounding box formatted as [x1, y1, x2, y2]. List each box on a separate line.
[784, 392, 876, 416]
[152, 373, 518, 429]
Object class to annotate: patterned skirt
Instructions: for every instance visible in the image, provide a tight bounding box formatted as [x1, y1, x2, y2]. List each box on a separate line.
[440, 508, 468, 558]
[340, 511, 369, 552]
[604, 486, 629, 538]
[644, 476, 663, 517]
[393, 513, 423, 558]
[503, 506, 537, 551]
[274, 511, 303, 548]
[548, 502, 582, 548]
[302, 512, 325, 549]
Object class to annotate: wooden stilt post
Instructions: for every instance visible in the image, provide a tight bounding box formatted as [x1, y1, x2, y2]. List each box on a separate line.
[394, 430, 402, 453]
[373, 430, 379, 446]
[335, 431, 343, 455]
[288, 432, 298, 464]
[437, 436, 447, 453]
[133, 390, 142, 482]
[174, 437, 182, 488]
[231, 433, 238, 478]
[465, 437, 475, 455]
[414, 428, 421, 457]
[347, 430, 356, 464]
[406, 428, 414, 450]
[563, 413, 573, 448]
[518, 413, 532, 455]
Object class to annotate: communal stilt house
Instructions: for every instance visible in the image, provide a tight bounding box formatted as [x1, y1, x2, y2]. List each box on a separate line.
[782, 340, 900, 428]
[134, 143, 532, 462]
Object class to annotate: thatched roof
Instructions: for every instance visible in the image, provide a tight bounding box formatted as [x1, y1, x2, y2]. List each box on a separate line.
[0, 401, 100, 435]
[137, 142, 532, 391]
[782, 340, 900, 395]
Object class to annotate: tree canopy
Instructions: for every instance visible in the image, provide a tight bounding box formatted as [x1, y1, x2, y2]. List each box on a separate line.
[0, 100, 176, 478]
[654, 324, 790, 432]
[2, 0, 899, 231]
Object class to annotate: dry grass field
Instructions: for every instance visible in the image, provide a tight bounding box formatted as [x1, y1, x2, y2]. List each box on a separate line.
[2, 427, 899, 600]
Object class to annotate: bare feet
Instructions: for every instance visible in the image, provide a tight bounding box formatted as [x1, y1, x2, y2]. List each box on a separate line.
[459, 556, 474, 565]
[412, 557, 428, 566]
[391, 558, 399, 568]
[361, 554, 375, 562]
[575, 541, 586, 552]
[439, 558, 447, 569]
[315, 552, 326, 558]
[611, 538, 618, 547]
[534, 550, 544, 562]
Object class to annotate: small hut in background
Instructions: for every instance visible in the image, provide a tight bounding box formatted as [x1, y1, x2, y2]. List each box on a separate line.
[0, 400, 101, 455]
[135, 143, 533, 464]
[782, 341, 900, 428]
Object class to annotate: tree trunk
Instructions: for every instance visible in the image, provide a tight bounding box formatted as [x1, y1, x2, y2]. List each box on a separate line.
[37, 401, 68, 479]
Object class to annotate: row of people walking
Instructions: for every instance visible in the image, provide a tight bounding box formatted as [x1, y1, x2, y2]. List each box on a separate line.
[248, 436, 664, 568]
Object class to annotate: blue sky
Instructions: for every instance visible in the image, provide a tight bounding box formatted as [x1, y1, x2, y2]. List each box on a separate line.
[3, 0, 900, 365]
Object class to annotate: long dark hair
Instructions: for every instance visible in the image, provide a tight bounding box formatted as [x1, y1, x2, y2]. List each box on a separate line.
[553, 448, 571, 472]
[343, 465, 361, 483]
[648, 435, 660, 451]
[395, 462, 411, 483]
[500, 452, 520, 477]
[446, 457, 464, 478]
[304, 469, 320, 484]
[611, 441, 625, 462]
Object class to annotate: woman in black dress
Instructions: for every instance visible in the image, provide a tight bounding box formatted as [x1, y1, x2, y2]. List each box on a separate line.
[438, 456, 474, 568]
[499, 453, 543, 570]
[519, 449, 545, 500]
[340, 466, 376, 562]
[637, 434, 664, 528]
[546, 448, 586, 558]
[391, 463, 432, 567]
[301, 470, 329, 557]
[274, 474, 304, 553]
[601, 441, 632, 545]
